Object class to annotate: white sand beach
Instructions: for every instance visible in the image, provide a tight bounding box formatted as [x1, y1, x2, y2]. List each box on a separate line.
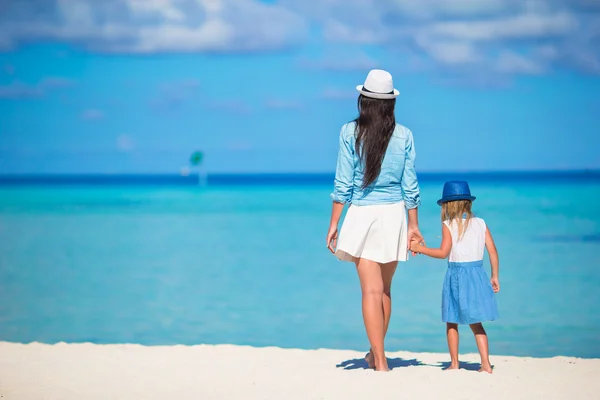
[1, 342, 598, 400]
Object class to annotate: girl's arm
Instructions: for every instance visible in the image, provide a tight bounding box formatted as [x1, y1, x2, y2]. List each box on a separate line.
[485, 226, 500, 292]
[410, 223, 452, 259]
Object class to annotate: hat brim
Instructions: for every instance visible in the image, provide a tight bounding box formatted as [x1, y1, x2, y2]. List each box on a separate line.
[437, 195, 476, 206]
[356, 85, 399, 99]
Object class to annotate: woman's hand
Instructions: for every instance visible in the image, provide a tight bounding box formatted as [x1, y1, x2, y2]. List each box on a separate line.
[407, 225, 424, 256]
[326, 225, 338, 254]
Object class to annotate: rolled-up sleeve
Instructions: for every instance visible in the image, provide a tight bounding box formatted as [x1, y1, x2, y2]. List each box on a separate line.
[401, 129, 421, 209]
[330, 125, 354, 204]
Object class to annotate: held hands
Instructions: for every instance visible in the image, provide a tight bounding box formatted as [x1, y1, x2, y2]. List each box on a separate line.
[326, 225, 338, 254]
[329, 224, 426, 256]
[407, 226, 424, 256]
[409, 238, 423, 253]
[491, 276, 500, 293]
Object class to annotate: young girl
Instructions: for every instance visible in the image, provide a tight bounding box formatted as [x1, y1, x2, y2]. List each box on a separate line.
[410, 181, 500, 373]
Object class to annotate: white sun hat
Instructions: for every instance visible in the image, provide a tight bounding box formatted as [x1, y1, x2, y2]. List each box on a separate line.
[356, 69, 400, 99]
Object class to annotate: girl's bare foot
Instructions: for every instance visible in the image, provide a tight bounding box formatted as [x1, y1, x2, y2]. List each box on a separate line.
[365, 350, 375, 369]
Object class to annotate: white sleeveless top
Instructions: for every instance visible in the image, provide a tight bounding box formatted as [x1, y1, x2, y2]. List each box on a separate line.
[443, 217, 487, 263]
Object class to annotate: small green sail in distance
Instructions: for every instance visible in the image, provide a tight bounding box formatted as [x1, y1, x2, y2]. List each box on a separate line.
[190, 150, 207, 186]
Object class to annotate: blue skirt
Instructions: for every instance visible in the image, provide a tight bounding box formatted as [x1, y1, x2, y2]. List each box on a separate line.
[442, 260, 499, 324]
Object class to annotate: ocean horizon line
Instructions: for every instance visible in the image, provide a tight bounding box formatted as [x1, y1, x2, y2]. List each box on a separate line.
[0, 169, 599, 186]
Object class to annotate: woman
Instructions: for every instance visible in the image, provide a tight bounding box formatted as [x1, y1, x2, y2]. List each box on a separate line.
[326, 69, 423, 372]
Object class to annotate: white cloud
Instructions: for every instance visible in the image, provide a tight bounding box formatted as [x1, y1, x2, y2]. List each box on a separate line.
[0, 35, 12, 51]
[225, 140, 252, 151]
[322, 88, 357, 100]
[126, 0, 187, 21]
[427, 11, 578, 41]
[264, 99, 303, 110]
[385, 0, 512, 18]
[150, 79, 200, 111]
[283, 0, 600, 79]
[322, 19, 384, 45]
[297, 51, 379, 71]
[0, 77, 75, 99]
[81, 108, 105, 120]
[415, 39, 481, 65]
[0, 0, 598, 80]
[40, 77, 76, 88]
[0, 82, 43, 99]
[536, 45, 560, 60]
[207, 99, 252, 114]
[495, 51, 545, 74]
[565, 50, 600, 74]
[116, 134, 135, 152]
[0, 0, 307, 53]
[3, 64, 15, 75]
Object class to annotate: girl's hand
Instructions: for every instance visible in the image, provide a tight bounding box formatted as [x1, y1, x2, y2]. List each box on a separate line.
[491, 277, 500, 293]
[326, 225, 338, 254]
[409, 239, 422, 253]
[407, 226, 424, 256]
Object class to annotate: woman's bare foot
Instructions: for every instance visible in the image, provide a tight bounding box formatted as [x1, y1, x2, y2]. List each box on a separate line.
[375, 363, 390, 372]
[479, 364, 493, 374]
[444, 363, 459, 371]
[374, 356, 389, 372]
[365, 350, 375, 369]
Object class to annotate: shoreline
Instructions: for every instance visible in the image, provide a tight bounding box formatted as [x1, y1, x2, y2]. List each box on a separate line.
[2, 342, 598, 400]
[1, 170, 599, 187]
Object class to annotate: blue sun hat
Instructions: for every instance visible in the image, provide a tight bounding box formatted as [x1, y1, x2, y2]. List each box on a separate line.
[437, 181, 476, 206]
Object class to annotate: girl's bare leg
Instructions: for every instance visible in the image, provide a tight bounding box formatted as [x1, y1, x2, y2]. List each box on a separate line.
[365, 262, 397, 368]
[446, 323, 459, 370]
[356, 258, 389, 371]
[470, 323, 493, 373]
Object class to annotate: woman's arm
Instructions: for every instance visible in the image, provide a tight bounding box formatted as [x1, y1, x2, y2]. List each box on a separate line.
[401, 129, 421, 212]
[410, 223, 452, 259]
[402, 129, 423, 249]
[407, 208, 420, 238]
[327, 125, 354, 253]
[330, 125, 354, 205]
[327, 202, 344, 253]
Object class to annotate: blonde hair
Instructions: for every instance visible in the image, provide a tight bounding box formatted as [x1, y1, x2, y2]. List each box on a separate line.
[441, 200, 473, 240]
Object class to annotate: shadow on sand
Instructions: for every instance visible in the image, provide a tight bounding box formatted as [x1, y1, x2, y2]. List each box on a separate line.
[438, 361, 484, 371]
[336, 357, 425, 370]
[337, 357, 488, 372]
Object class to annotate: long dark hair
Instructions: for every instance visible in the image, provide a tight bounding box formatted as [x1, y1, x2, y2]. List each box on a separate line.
[354, 94, 396, 189]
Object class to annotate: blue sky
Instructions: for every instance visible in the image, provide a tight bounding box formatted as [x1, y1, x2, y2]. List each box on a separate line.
[0, 0, 599, 174]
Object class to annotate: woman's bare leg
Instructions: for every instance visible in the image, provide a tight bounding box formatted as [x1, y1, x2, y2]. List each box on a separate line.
[446, 323, 459, 370]
[381, 261, 398, 338]
[470, 323, 493, 373]
[366, 262, 397, 368]
[356, 258, 388, 371]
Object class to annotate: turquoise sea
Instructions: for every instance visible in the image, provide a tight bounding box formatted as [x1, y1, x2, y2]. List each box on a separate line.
[0, 173, 599, 358]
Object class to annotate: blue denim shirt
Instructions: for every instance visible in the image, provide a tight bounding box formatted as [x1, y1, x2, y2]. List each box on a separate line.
[330, 122, 421, 208]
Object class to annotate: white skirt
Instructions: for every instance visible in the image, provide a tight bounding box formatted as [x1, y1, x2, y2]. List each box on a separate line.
[335, 201, 408, 264]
